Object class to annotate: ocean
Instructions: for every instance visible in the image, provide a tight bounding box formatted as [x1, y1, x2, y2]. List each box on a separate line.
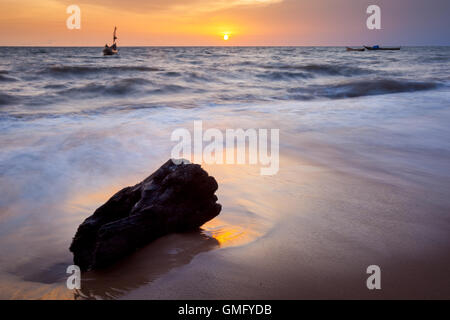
[0, 47, 449, 299]
[1, 47, 448, 115]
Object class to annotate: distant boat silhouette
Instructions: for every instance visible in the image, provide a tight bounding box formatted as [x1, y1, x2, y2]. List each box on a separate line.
[346, 47, 365, 52]
[103, 26, 118, 56]
[364, 45, 401, 51]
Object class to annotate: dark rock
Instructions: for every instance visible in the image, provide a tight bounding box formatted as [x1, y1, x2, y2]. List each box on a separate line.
[69, 159, 221, 271]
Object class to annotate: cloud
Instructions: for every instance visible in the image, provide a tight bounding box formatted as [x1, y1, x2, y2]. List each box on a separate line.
[59, 0, 283, 15]
[171, 0, 284, 14]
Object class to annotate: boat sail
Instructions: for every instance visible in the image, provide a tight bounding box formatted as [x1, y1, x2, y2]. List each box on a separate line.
[103, 26, 118, 56]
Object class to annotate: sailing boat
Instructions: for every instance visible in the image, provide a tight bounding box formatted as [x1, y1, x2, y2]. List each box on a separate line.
[103, 27, 118, 56]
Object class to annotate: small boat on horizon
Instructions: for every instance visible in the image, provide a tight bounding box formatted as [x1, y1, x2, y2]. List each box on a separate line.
[364, 45, 401, 51]
[346, 47, 365, 52]
[103, 26, 118, 56]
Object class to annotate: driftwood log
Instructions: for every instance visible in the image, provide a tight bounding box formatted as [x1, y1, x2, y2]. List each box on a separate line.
[69, 160, 221, 271]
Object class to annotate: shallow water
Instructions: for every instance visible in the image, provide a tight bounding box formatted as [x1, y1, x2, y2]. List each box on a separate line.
[0, 47, 449, 299]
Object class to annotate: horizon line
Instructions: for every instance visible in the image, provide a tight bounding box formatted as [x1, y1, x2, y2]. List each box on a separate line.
[1, 45, 449, 48]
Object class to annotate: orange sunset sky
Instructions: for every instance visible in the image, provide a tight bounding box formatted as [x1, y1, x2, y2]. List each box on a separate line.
[0, 0, 449, 46]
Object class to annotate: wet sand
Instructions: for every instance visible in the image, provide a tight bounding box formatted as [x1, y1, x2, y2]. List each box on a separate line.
[4, 146, 449, 299]
[120, 154, 450, 299]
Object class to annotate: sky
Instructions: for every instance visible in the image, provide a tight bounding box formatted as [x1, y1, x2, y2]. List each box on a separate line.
[0, 0, 449, 46]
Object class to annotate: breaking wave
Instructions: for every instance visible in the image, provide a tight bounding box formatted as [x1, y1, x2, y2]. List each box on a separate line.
[58, 78, 153, 96]
[285, 79, 440, 100]
[315, 79, 440, 99]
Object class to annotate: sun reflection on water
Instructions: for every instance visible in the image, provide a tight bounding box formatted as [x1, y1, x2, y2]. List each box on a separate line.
[202, 218, 264, 247]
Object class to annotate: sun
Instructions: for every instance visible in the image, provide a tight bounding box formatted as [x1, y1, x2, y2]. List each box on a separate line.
[223, 34, 229, 41]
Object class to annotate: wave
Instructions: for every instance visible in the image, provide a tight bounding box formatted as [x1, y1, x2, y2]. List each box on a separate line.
[257, 71, 310, 81]
[234, 61, 257, 67]
[185, 71, 214, 82]
[417, 55, 450, 63]
[313, 79, 440, 99]
[44, 84, 67, 89]
[164, 71, 182, 77]
[0, 71, 18, 82]
[147, 84, 188, 94]
[0, 93, 20, 106]
[58, 78, 153, 97]
[0, 103, 170, 121]
[0, 74, 17, 82]
[42, 65, 162, 76]
[57, 78, 188, 97]
[262, 63, 369, 77]
[31, 49, 48, 55]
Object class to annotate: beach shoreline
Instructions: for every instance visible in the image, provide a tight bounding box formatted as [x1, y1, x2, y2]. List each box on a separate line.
[0, 47, 449, 299]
